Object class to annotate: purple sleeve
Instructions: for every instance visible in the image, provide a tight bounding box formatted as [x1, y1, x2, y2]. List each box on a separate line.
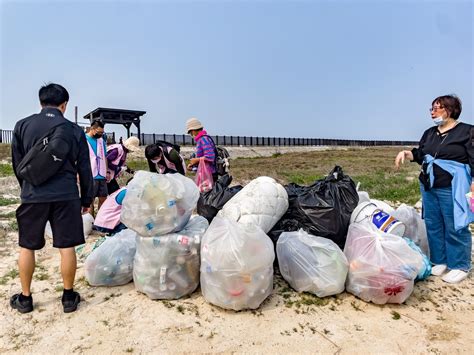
[107, 147, 119, 163]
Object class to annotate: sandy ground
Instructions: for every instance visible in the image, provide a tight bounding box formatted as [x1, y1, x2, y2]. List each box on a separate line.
[0, 146, 473, 354]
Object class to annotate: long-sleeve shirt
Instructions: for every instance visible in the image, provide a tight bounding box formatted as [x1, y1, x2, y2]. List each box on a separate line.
[195, 130, 216, 173]
[11, 107, 94, 207]
[411, 122, 474, 188]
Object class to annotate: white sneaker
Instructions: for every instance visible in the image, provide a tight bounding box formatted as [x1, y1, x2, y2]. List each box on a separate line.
[442, 270, 469, 284]
[431, 264, 447, 276]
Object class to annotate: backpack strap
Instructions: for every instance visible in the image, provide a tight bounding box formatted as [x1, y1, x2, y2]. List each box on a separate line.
[202, 134, 218, 168]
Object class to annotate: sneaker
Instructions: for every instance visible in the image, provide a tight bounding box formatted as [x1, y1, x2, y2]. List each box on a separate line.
[10, 293, 33, 313]
[62, 291, 81, 313]
[442, 269, 469, 284]
[431, 264, 447, 276]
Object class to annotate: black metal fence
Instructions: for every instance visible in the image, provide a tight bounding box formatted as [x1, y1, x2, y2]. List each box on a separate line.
[0, 128, 417, 147]
[130, 132, 418, 147]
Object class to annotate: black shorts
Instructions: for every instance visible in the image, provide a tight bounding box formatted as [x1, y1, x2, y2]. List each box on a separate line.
[93, 179, 108, 198]
[16, 199, 85, 250]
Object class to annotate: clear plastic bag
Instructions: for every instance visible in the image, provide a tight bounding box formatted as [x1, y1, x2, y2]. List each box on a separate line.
[344, 222, 424, 304]
[84, 229, 137, 286]
[133, 216, 209, 299]
[200, 216, 275, 311]
[403, 237, 431, 281]
[121, 171, 199, 237]
[218, 176, 288, 233]
[195, 158, 214, 193]
[277, 229, 348, 297]
[392, 204, 429, 257]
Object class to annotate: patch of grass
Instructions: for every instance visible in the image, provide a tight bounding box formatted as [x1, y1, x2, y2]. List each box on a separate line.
[0, 268, 19, 285]
[0, 163, 14, 177]
[176, 305, 185, 314]
[125, 348, 134, 353]
[34, 272, 49, 281]
[391, 311, 401, 320]
[161, 300, 175, 308]
[351, 301, 363, 312]
[0, 211, 16, 219]
[55, 285, 64, 292]
[8, 220, 18, 231]
[0, 197, 19, 206]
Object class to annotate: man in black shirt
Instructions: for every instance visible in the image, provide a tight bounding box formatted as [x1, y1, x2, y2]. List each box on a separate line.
[10, 83, 93, 313]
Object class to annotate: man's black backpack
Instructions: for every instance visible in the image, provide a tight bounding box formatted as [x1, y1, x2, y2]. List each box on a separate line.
[16, 123, 71, 186]
[204, 135, 230, 176]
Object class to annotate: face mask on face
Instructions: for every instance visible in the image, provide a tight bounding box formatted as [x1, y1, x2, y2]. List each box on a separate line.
[151, 158, 160, 164]
[432, 117, 445, 126]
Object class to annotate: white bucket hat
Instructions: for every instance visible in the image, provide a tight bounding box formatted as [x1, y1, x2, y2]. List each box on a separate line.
[186, 117, 203, 133]
[123, 136, 140, 152]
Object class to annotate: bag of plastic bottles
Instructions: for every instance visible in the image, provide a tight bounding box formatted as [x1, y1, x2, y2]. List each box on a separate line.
[344, 222, 424, 304]
[403, 237, 431, 281]
[218, 176, 288, 233]
[200, 216, 275, 311]
[133, 216, 209, 299]
[84, 229, 137, 286]
[392, 204, 429, 257]
[277, 229, 348, 297]
[121, 171, 199, 237]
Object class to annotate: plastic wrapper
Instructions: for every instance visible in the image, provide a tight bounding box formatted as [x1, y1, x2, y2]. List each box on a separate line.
[269, 166, 359, 249]
[403, 237, 431, 281]
[218, 176, 288, 233]
[344, 222, 424, 304]
[133, 216, 209, 299]
[200, 216, 275, 311]
[277, 230, 348, 297]
[84, 229, 137, 286]
[392, 204, 429, 257]
[121, 171, 199, 236]
[197, 174, 243, 222]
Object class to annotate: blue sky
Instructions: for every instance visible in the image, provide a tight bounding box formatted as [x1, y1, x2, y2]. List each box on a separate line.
[1, 0, 472, 140]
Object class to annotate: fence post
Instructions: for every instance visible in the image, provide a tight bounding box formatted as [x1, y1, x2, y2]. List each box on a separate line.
[153, 133, 156, 143]
[173, 134, 176, 145]
[141, 133, 145, 145]
[163, 133, 166, 142]
[1, 129, 3, 143]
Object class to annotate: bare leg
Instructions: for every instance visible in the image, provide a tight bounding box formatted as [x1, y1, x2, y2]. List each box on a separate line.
[18, 248, 35, 296]
[59, 248, 77, 290]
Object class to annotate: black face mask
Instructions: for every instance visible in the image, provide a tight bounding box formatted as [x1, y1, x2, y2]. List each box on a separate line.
[94, 133, 103, 139]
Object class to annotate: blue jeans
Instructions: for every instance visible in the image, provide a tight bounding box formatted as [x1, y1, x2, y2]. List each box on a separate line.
[421, 185, 472, 271]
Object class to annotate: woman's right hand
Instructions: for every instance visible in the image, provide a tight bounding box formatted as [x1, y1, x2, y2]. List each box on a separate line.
[395, 150, 413, 169]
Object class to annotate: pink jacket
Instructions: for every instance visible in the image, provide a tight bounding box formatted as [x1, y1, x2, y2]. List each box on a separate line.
[94, 187, 126, 230]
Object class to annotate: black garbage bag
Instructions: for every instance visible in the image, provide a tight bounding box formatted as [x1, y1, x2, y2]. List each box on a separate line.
[197, 174, 243, 222]
[269, 166, 359, 249]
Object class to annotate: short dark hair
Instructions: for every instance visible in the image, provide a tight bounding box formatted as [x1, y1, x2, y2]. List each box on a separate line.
[90, 119, 105, 128]
[145, 144, 162, 160]
[39, 83, 69, 106]
[432, 95, 462, 120]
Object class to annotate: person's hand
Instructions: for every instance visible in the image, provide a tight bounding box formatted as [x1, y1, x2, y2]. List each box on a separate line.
[395, 150, 413, 169]
[82, 206, 91, 215]
[187, 163, 194, 171]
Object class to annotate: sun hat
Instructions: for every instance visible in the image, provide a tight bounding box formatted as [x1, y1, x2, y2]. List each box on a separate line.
[123, 136, 140, 152]
[186, 117, 203, 133]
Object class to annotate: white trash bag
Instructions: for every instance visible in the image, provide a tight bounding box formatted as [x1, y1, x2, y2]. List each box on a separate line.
[133, 216, 209, 299]
[344, 222, 424, 304]
[200, 216, 275, 311]
[84, 229, 137, 286]
[392, 204, 429, 257]
[45, 213, 94, 239]
[121, 171, 199, 237]
[218, 176, 288, 233]
[277, 229, 348, 297]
